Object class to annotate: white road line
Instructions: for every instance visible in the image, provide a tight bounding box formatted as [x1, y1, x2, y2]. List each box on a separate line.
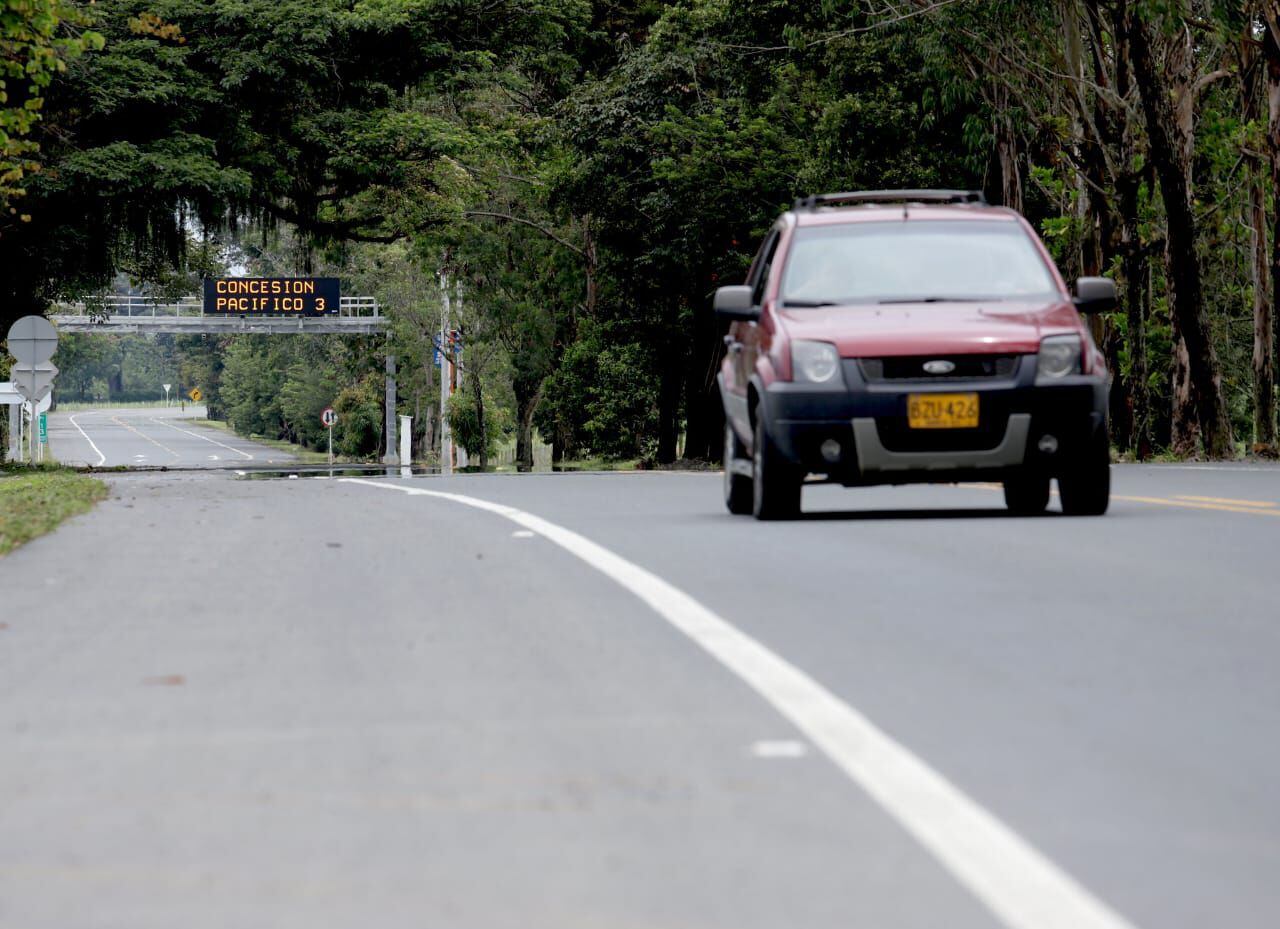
[749, 739, 809, 759]
[341, 477, 1138, 929]
[67, 412, 107, 467]
[148, 417, 254, 460]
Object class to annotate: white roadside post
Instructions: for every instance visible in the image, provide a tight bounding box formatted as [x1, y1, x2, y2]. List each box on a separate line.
[399, 415, 411, 466]
[1, 384, 20, 461]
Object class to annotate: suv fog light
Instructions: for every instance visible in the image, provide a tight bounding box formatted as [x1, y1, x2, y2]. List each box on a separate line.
[820, 439, 842, 463]
[1037, 434, 1059, 455]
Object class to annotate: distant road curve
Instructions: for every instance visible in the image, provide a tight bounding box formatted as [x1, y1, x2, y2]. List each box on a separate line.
[46, 405, 294, 468]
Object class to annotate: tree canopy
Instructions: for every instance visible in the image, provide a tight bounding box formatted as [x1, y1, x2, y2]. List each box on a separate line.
[4, 0, 1279, 463]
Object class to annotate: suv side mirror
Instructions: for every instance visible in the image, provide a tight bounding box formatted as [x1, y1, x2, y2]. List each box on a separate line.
[713, 285, 760, 321]
[1074, 277, 1118, 314]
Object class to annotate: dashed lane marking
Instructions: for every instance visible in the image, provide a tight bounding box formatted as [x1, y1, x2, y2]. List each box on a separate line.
[749, 739, 810, 759]
[148, 417, 254, 461]
[111, 416, 180, 462]
[342, 477, 1140, 929]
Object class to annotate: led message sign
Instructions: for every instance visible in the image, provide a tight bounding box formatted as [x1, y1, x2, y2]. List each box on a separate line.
[203, 278, 340, 316]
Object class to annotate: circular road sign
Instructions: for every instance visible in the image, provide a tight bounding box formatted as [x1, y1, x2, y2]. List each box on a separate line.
[6, 315, 58, 365]
[321, 407, 337, 428]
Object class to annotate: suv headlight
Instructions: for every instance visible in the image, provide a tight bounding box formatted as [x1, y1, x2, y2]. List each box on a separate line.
[792, 340, 841, 383]
[1036, 335, 1082, 380]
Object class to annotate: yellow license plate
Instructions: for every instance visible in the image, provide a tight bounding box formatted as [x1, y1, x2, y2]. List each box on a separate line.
[907, 393, 979, 429]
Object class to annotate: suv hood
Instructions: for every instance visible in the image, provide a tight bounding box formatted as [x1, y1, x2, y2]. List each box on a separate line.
[777, 299, 1080, 356]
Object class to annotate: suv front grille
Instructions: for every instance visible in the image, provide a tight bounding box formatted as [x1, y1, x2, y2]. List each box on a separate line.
[859, 355, 1019, 383]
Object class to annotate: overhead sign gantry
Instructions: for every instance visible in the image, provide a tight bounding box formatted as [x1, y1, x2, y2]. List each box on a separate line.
[47, 281, 402, 464]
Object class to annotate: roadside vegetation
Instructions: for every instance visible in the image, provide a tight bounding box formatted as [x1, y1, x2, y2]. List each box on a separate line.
[0, 467, 107, 556]
[2, 1, 1278, 466]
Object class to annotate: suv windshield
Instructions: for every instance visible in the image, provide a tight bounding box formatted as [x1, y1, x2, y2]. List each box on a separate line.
[780, 220, 1059, 305]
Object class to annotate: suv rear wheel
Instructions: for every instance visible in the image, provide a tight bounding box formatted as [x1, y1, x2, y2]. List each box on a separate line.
[752, 416, 802, 520]
[1003, 473, 1050, 515]
[723, 422, 753, 515]
[1058, 429, 1110, 516]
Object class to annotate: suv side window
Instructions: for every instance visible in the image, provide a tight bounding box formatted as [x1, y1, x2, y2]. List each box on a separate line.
[748, 231, 781, 306]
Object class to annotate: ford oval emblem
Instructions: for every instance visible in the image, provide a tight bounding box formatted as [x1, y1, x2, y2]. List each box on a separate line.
[923, 359, 956, 375]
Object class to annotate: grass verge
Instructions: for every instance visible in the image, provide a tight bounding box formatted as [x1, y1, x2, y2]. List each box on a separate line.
[55, 400, 175, 410]
[0, 468, 108, 557]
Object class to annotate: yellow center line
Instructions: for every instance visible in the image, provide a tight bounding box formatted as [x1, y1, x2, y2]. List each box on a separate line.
[1173, 495, 1278, 508]
[1111, 495, 1280, 517]
[111, 416, 180, 460]
[965, 483, 1280, 517]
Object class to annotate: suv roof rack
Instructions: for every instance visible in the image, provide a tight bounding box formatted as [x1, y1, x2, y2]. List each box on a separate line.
[793, 189, 988, 210]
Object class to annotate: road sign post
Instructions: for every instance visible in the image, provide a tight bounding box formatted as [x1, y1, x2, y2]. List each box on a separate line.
[163, 383, 171, 406]
[6, 318, 60, 461]
[322, 407, 337, 465]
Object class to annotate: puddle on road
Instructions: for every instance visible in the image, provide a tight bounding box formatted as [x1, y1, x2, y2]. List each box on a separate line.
[236, 466, 439, 480]
[236, 464, 633, 480]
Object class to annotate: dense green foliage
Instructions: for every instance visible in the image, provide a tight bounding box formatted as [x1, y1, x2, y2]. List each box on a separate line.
[5, 0, 1279, 464]
[0, 0, 102, 209]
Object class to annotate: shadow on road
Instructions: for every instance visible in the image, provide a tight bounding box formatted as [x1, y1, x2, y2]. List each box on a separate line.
[795, 507, 1059, 521]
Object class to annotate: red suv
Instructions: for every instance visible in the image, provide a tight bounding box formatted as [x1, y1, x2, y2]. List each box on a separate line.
[715, 190, 1116, 520]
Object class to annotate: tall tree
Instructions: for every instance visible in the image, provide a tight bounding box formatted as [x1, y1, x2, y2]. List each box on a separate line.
[1126, 2, 1235, 457]
[1259, 3, 1280, 453]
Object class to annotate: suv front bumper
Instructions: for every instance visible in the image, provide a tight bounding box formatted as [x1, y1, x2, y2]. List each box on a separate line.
[757, 356, 1106, 484]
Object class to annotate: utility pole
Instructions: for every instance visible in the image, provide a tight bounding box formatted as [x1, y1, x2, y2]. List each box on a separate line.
[439, 267, 453, 475]
[452, 279, 464, 470]
[382, 330, 398, 465]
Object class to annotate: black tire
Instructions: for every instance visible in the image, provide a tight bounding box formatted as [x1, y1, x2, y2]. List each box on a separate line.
[1058, 429, 1110, 516]
[752, 415, 802, 520]
[1003, 473, 1050, 515]
[723, 422, 753, 515]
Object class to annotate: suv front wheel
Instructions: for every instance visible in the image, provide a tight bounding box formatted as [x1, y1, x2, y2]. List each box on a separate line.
[752, 416, 802, 520]
[1058, 429, 1110, 516]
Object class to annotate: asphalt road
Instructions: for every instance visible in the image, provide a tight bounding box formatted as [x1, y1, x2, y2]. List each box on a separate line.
[45, 405, 295, 467]
[0, 465, 1277, 929]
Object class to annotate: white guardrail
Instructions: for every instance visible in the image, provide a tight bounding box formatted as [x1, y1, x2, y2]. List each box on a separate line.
[56, 295, 381, 318]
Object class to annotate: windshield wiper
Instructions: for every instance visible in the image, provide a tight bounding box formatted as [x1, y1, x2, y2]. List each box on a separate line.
[876, 297, 984, 304]
[782, 299, 840, 307]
